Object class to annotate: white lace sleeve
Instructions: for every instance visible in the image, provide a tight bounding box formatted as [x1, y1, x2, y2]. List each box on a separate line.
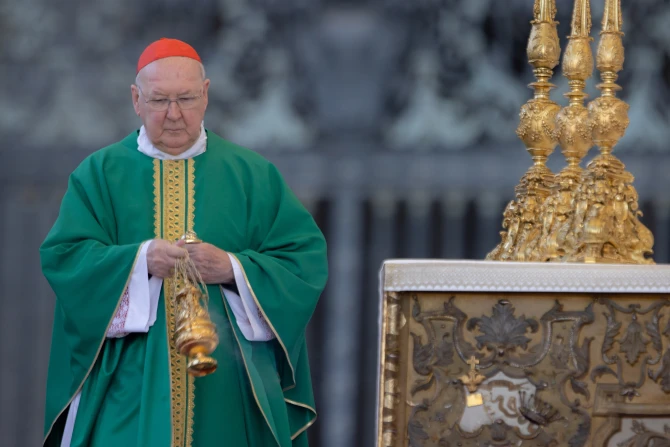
[106, 241, 161, 338]
[107, 288, 130, 338]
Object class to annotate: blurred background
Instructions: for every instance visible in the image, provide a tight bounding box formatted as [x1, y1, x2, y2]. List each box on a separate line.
[2, 0, 670, 445]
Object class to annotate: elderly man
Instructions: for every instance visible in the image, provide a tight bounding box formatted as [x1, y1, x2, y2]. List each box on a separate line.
[40, 38, 328, 447]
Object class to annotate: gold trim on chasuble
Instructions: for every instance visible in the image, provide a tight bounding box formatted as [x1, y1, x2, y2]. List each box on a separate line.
[154, 158, 196, 447]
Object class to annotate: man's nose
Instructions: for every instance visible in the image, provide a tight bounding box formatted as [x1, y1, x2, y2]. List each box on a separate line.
[166, 101, 182, 119]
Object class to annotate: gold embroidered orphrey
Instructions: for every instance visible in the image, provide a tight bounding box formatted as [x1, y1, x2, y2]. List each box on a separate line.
[487, 0, 654, 264]
[154, 158, 196, 447]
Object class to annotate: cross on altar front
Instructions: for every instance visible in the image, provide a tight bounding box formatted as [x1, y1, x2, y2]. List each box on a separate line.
[466, 356, 479, 370]
[461, 355, 485, 397]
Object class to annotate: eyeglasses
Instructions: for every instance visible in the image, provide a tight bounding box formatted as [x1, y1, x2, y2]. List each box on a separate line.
[136, 85, 203, 111]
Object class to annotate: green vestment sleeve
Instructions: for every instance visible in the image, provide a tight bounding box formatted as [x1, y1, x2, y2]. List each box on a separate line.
[230, 162, 328, 392]
[40, 157, 142, 438]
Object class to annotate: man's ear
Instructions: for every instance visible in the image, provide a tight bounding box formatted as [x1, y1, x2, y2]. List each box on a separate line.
[131, 85, 141, 116]
[202, 79, 210, 105]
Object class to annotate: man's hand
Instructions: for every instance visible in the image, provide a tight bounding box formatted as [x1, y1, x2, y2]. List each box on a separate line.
[147, 239, 187, 278]
[181, 242, 234, 284]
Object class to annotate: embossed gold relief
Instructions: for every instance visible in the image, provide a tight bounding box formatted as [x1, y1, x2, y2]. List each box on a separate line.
[487, 0, 560, 262]
[618, 420, 670, 446]
[378, 292, 405, 447]
[488, 0, 655, 264]
[377, 292, 670, 446]
[407, 295, 592, 446]
[590, 299, 670, 402]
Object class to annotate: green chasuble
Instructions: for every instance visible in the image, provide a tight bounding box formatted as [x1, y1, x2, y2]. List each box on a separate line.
[40, 130, 328, 447]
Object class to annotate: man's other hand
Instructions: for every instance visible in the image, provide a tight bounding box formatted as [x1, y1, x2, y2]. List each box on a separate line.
[181, 242, 234, 284]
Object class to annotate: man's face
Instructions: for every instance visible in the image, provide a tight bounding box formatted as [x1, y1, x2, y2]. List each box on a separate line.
[131, 57, 209, 155]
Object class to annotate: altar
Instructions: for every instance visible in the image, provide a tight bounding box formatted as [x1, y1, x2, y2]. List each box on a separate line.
[374, 0, 669, 443]
[377, 261, 670, 446]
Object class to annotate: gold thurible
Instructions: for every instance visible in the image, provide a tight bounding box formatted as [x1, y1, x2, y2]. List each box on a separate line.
[173, 231, 219, 377]
[487, 0, 561, 261]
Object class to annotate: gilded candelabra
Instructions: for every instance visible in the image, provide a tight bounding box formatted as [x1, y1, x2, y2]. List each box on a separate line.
[487, 0, 561, 262]
[539, 0, 594, 261]
[562, 0, 654, 264]
[173, 231, 219, 377]
[489, 0, 654, 265]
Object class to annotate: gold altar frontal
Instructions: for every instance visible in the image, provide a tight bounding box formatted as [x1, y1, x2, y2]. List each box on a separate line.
[377, 261, 670, 446]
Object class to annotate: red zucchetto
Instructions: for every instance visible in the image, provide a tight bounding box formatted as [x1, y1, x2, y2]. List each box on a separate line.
[137, 38, 202, 74]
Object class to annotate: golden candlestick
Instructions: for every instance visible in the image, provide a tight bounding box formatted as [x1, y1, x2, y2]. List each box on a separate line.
[563, 0, 654, 264]
[173, 231, 219, 377]
[539, 0, 595, 261]
[487, 0, 561, 262]
[489, 0, 655, 265]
